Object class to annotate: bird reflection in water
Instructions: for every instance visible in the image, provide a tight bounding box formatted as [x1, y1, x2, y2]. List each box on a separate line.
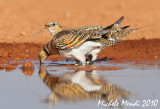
[39, 65, 130, 105]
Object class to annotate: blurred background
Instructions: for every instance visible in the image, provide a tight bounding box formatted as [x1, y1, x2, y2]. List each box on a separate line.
[0, 0, 160, 43]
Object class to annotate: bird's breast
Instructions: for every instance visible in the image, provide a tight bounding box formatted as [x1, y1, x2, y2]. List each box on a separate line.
[58, 41, 103, 58]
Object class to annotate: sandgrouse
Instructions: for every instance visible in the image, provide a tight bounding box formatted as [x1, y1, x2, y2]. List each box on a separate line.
[38, 16, 138, 65]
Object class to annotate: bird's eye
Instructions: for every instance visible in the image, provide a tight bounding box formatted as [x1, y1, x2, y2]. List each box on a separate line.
[51, 23, 56, 26]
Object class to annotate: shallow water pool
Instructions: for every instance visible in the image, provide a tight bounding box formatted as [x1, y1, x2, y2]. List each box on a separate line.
[0, 60, 160, 109]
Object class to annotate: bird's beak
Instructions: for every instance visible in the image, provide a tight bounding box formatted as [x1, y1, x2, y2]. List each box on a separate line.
[45, 24, 50, 28]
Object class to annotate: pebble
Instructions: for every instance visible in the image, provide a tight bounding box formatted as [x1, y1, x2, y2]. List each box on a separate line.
[20, 31, 26, 36]
[5, 64, 16, 72]
[21, 61, 34, 76]
[21, 61, 34, 69]
[0, 65, 5, 70]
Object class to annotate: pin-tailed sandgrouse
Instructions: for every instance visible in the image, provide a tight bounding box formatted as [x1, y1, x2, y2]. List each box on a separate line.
[39, 16, 138, 65]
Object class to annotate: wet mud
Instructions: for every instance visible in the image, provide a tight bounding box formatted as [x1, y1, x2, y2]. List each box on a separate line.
[0, 39, 160, 66]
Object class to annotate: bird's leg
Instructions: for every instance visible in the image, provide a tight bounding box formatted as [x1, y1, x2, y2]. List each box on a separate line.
[73, 53, 86, 66]
[92, 54, 98, 62]
[89, 54, 98, 65]
[80, 56, 86, 66]
[82, 60, 86, 66]
[75, 59, 80, 65]
[92, 54, 97, 62]
[87, 55, 93, 65]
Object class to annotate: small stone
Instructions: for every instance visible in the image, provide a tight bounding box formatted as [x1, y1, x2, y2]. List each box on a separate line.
[20, 32, 26, 36]
[13, 43, 16, 46]
[22, 61, 34, 69]
[0, 65, 5, 70]
[26, 49, 28, 52]
[5, 64, 16, 72]
[21, 61, 34, 76]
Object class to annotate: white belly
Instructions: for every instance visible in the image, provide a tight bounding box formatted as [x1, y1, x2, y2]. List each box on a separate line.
[60, 70, 102, 91]
[58, 41, 103, 58]
[71, 70, 102, 91]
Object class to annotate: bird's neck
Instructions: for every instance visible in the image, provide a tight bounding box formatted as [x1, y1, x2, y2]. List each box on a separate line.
[48, 27, 63, 36]
[54, 27, 63, 35]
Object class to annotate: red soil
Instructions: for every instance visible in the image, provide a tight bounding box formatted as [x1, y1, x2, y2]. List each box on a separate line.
[0, 0, 160, 44]
[0, 0, 160, 66]
[0, 39, 160, 64]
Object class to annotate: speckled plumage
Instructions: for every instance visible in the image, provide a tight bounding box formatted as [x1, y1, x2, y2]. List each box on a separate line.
[52, 29, 104, 50]
[39, 16, 138, 65]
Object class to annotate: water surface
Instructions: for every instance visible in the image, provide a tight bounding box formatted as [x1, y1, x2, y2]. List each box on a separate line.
[0, 60, 160, 109]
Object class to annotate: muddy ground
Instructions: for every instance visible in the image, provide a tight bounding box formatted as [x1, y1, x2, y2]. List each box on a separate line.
[0, 0, 160, 66]
[0, 39, 160, 64]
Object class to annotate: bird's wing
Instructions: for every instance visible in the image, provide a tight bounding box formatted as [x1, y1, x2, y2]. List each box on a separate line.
[52, 29, 104, 49]
[103, 16, 124, 30]
[92, 38, 117, 46]
[77, 25, 106, 31]
[75, 16, 125, 39]
[82, 16, 125, 39]
[77, 16, 124, 31]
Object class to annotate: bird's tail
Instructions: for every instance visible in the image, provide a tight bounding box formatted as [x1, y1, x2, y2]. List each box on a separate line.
[97, 16, 139, 40]
[111, 28, 139, 40]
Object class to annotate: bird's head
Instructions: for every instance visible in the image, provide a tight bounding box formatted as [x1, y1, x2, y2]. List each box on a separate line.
[45, 22, 62, 35]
